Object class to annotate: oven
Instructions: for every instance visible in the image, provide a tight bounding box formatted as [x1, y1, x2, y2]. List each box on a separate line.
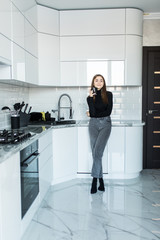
[20, 140, 39, 218]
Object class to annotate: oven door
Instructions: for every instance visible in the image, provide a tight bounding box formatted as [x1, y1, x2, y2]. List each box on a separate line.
[21, 152, 39, 218]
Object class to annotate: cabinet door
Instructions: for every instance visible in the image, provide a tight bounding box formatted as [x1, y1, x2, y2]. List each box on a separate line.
[11, 43, 25, 82]
[108, 127, 125, 173]
[60, 35, 125, 61]
[126, 9, 143, 36]
[39, 131, 53, 200]
[0, 34, 11, 64]
[11, 3, 25, 48]
[125, 35, 142, 85]
[60, 60, 125, 86]
[37, 5, 59, 35]
[60, 9, 125, 36]
[0, 0, 11, 39]
[78, 127, 92, 173]
[24, 18, 37, 57]
[77, 127, 108, 174]
[39, 144, 53, 201]
[125, 127, 143, 173]
[0, 153, 21, 240]
[38, 33, 60, 86]
[52, 128, 77, 184]
[25, 52, 38, 84]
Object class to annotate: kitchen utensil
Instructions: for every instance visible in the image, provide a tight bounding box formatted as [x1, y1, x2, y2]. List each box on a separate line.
[13, 103, 21, 111]
[28, 106, 32, 114]
[1, 106, 11, 111]
[20, 101, 25, 112]
[24, 103, 28, 113]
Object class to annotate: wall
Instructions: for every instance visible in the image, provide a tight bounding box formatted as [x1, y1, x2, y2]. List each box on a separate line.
[29, 86, 142, 121]
[0, 83, 29, 128]
[143, 19, 160, 46]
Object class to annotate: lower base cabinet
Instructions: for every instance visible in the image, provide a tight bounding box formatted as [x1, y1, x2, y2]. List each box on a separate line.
[77, 125, 143, 178]
[77, 127, 108, 175]
[52, 127, 77, 184]
[0, 153, 21, 240]
[39, 131, 53, 201]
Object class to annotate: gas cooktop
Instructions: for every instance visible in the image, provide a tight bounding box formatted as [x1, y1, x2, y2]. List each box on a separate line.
[0, 129, 32, 144]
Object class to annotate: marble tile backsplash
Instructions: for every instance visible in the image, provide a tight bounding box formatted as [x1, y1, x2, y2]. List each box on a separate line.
[29, 86, 142, 121]
[0, 83, 29, 129]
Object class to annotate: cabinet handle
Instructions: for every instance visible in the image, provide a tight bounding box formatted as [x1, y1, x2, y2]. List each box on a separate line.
[148, 110, 158, 114]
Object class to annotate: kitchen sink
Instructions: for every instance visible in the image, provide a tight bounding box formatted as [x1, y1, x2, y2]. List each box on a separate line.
[28, 119, 76, 126]
[54, 120, 76, 125]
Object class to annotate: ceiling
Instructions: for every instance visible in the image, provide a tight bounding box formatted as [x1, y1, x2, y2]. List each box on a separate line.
[36, 0, 160, 13]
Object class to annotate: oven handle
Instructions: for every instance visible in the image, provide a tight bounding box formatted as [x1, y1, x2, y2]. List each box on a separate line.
[21, 152, 40, 167]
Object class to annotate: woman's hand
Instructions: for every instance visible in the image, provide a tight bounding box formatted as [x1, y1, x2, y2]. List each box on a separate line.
[86, 110, 90, 117]
[89, 88, 94, 97]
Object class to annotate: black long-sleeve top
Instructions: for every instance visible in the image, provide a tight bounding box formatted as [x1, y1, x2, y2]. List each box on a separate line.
[87, 90, 113, 118]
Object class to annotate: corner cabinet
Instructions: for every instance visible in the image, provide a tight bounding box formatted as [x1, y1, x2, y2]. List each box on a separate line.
[0, 153, 21, 240]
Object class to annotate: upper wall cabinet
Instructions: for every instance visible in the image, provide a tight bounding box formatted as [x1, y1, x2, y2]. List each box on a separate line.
[38, 33, 60, 86]
[60, 61, 124, 86]
[0, 34, 11, 64]
[60, 9, 125, 36]
[11, 3, 25, 48]
[37, 5, 59, 35]
[11, 42, 25, 82]
[24, 18, 37, 57]
[125, 35, 142, 85]
[0, 0, 11, 39]
[126, 9, 143, 36]
[60, 35, 125, 61]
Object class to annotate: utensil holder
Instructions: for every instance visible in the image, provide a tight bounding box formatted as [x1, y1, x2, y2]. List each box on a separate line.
[20, 112, 31, 127]
[11, 115, 20, 129]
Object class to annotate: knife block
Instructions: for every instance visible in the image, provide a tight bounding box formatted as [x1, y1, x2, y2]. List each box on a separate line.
[20, 112, 31, 127]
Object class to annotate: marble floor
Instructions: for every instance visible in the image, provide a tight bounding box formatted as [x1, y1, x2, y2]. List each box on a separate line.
[21, 170, 160, 240]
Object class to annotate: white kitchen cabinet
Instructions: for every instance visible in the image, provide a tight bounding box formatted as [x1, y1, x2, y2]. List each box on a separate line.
[0, 0, 11, 39]
[25, 51, 38, 84]
[37, 5, 59, 35]
[60, 9, 125, 36]
[125, 35, 142, 85]
[38, 33, 60, 86]
[0, 34, 11, 65]
[11, 42, 25, 81]
[125, 126, 143, 173]
[24, 5, 37, 30]
[60, 35, 125, 61]
[11, 3, 25, 48]
[39, 130, 53, 201]
[60, 60, 125, 86]
[0, 153, 21, 240]
[126, 9, 143, 36]
[77, 127, 108, 175]
[24, 18, 37, 57]
[108, 127, 125, 173]
[52, 127, 77, 184]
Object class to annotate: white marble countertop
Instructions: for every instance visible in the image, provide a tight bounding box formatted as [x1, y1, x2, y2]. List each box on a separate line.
[0, 119, 145, 164]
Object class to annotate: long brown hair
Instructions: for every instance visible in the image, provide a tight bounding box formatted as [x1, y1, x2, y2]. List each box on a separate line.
[91, 74, 108, 104]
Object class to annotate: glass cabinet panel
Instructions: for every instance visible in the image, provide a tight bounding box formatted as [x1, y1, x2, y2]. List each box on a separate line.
[60, 60, 125, 86]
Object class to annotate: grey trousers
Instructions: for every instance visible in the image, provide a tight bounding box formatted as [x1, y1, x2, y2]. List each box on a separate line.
[89, 116, 111, 178]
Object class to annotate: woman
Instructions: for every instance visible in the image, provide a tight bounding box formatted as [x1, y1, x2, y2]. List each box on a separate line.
[87, 74, 113, 194]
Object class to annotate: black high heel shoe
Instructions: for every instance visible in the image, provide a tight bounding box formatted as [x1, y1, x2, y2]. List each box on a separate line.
[98, 178, 105, 191]
[90, 178, 97, 194]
